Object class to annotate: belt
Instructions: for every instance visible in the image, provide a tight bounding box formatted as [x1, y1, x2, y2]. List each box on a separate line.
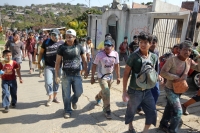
[64, 71, 80, 76]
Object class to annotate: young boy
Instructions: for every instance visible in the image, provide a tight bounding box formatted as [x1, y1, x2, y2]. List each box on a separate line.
[122, 32, 157, 133]
[0, 50, 23, 113]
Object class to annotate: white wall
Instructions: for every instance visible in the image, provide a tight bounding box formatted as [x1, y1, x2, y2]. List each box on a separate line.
[127, 13, 149, 43]
[152, 0, 180, 12]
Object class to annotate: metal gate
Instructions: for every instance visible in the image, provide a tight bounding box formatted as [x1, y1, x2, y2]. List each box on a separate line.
[152, 19, 183, 56]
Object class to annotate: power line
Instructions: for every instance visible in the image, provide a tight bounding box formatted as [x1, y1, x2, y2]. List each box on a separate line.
[97, 0, 102, 6]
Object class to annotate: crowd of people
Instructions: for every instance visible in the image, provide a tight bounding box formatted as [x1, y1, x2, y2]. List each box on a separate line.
[1, 28, 200, 133]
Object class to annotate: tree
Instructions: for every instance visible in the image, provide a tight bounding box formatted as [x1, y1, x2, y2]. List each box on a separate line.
[141, 2, 153, 5]
[146, 2, 153, 5]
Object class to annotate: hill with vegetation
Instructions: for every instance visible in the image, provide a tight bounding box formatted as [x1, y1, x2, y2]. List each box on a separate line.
[0, 3, 102, 37]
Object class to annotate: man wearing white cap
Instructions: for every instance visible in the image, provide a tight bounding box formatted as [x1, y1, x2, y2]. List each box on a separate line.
[38, 28, 64, 106]
[55, 29, 88, 118]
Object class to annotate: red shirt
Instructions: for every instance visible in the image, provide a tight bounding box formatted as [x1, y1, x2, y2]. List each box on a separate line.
[0, 61, 19, 80]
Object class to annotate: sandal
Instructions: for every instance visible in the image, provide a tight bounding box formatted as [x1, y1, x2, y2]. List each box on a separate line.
[128, 128, 137, 133]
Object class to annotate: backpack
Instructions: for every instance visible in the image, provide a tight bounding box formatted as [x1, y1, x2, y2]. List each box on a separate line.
[135, 52, 158, 89]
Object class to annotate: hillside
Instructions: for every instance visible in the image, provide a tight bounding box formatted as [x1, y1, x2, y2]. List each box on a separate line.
[0, 2, 102, 37]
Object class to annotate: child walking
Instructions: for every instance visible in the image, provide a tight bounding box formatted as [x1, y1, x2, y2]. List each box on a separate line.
[0, 50, 23, 113]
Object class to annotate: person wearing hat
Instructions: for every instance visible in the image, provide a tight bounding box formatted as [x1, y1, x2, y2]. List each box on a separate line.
[91, 39, 120, 119]
[85, 36, 94, 74]
[97, 33, 114, 50]
[55, 29, 88, 118]
[38, 28, 64, 107]
[119, 36, 129, 62]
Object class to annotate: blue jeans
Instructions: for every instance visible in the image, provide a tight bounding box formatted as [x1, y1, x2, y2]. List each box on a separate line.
[151, 82, 160, 103]
[160, 87, 182, 133]
[44, 66, 60, 95]
[137, 82, 160, 110]
[125, 88, 157, 126]
[87, 58, 92, 74]
[2, 80, 17, 107]
[61, 72, 83, 113]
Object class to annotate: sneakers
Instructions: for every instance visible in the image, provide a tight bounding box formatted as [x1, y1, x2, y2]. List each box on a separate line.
[64, 113, 71, 119]
[29, 69, 33, 74]
[181, 104, 189, 115]
[72, 103, 77, 110]
[104, 111, 112, 119]
[95, 96, 101, 105]
[52, 98, 61, 103]
[4, 106, 9, 113]
[46, 99, 52, 106]
[159, 124, 169, 133]
[11, 103, 16, 108]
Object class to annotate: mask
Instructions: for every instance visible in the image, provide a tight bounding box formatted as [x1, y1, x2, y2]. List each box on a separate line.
[4, 57, 11, 61]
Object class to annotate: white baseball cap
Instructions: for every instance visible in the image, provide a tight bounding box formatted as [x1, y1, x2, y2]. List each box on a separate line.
[66, 29, 76, 37]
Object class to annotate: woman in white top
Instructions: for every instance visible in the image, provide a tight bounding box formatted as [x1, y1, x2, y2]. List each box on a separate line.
[85, 37, 94, 74]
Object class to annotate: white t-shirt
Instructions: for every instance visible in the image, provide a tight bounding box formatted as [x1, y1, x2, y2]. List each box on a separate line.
[85, 42, 94, 58]
[93, 50, 119, 80]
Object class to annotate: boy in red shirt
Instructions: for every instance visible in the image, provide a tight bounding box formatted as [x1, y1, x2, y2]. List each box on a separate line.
[0, 50, 23, 113]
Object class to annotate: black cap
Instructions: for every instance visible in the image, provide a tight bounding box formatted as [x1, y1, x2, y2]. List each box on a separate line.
[51, 28, 60, 35]
[124, 36, 128, 39]
[86, 36, 91, 41]
[133, 35, 138, 39]
[105, 33, 111, 38]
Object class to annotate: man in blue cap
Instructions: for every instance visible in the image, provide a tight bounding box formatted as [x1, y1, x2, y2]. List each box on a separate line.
[91, 38, 120, 119]
[38, 28, 64, 106]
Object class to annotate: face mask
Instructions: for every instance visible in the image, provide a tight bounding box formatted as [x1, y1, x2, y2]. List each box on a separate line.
[4, 57, 11, 61]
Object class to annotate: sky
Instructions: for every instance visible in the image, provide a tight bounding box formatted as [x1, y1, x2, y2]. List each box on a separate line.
[0, 0, 183, 7]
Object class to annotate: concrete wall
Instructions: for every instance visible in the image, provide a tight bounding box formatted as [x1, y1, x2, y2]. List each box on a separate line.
[152, 0, 180, 12]
[88, 9, 129, 50]
[194, 30, 200, 42]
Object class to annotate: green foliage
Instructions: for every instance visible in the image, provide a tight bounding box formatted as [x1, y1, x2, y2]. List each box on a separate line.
[0, 32, 4, 41]
[2, 3, 101, 36]
[141, 2, 153, 5]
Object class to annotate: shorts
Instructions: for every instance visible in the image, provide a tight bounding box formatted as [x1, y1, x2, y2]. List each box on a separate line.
[12, 57, 22, 64]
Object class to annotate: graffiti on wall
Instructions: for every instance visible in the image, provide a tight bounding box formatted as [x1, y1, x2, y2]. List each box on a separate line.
[92, 23, 103, 43]
[131, 26, 149, 36]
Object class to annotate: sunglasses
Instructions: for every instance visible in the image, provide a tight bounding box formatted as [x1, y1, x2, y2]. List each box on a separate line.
[51, 33, 57, 36]
[104, 44, 112, 47]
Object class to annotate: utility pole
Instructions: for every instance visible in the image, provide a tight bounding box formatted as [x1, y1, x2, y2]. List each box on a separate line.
[188, 0, 199, 41]
[0, 12, 2, 26]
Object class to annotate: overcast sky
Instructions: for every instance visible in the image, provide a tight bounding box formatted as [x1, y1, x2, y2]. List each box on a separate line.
[0, 0, 183, 7]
